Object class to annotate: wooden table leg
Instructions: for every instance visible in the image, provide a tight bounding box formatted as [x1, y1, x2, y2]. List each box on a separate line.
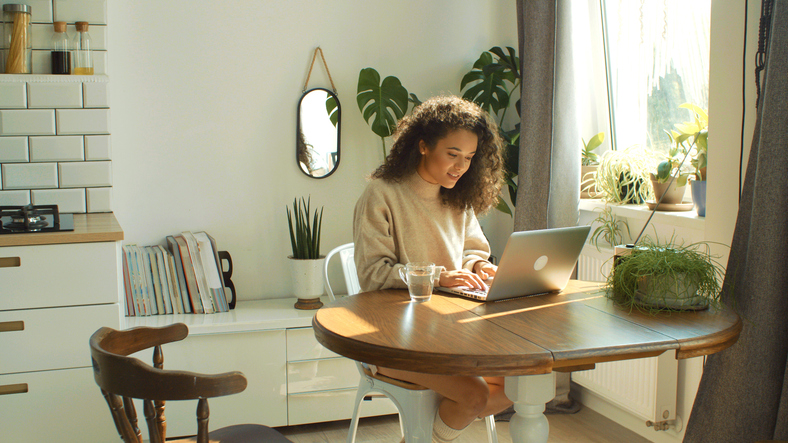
[504, 373, 556, 443]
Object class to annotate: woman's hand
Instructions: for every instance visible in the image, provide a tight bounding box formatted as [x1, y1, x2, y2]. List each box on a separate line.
[439, 269, 489, 290]
[473, 261, 498, 280]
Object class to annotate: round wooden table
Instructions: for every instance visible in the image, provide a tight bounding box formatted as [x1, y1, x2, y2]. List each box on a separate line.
[312, 280, 741, 443]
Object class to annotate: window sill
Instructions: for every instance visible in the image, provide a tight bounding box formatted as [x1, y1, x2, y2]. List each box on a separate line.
[579, 199, 705, 232]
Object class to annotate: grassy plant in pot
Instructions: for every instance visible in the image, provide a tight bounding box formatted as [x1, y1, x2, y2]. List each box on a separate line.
[606, 237, 725, 312]
[666, 103, 708, 215]
[595, 145, 659, 204]
[286, 197, 324, 310]
[581, 132, 604, 198]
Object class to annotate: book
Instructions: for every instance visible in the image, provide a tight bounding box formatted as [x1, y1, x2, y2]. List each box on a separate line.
[182, 231, 215, 314]
[166, 235, 192, 313]
[195, 231, 228, 312]
[152, 246, 173, 314]
[144, 246, 163, 315]
[206, 233, 231, 311]
[121, 245, 134, 316]
[174, 234, 204, 314]
[159, 245, 183, 314]
[132, 245, 151, 316]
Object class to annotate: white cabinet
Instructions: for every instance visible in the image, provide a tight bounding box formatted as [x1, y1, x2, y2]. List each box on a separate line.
[0, 219, 124, 442]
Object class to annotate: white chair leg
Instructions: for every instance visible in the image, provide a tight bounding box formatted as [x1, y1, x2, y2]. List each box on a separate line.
[346, 388, 368, 443]
[485, 415, 499, 443]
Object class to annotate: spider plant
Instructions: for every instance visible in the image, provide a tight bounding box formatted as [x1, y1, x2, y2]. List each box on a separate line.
[606, 236, 726, 313]
[589, 206, 631, 251]
[286, 196, 323, 259]
[595, 145, 660, 204]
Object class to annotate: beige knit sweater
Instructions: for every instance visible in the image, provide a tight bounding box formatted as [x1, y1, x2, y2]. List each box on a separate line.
[353, 172, 491, 292]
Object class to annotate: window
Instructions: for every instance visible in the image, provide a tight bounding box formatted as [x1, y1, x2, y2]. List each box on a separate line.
[601, 0, 711, 154]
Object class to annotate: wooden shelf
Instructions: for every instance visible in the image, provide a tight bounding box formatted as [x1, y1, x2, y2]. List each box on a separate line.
[0, 212, 123, 247]
[0, 74, 108, 83]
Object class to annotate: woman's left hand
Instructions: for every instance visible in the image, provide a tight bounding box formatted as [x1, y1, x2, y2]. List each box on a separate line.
[473, 261, 497, 280]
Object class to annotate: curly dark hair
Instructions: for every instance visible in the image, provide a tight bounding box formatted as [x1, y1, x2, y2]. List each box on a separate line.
[372, 95, 505, 214]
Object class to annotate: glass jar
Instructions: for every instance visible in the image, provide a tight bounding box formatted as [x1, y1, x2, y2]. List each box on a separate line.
[3, 3, 33, 74]
[70, 21, 93, 75]
[50, 21, 69, 74]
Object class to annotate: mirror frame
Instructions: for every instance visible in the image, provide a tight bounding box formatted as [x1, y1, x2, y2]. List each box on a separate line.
[296, 87, 341, 179]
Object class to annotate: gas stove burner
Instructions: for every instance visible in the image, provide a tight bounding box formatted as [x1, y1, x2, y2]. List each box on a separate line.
[0, 204, 74, 234]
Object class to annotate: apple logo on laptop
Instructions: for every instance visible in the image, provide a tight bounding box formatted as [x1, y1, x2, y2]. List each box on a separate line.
[534, 255, 548, 271]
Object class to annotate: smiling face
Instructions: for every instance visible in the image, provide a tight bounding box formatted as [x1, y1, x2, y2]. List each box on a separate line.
[416, 129, 478, 189]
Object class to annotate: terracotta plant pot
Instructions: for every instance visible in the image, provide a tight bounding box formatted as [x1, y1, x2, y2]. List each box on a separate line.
[649, 174, 685, 204]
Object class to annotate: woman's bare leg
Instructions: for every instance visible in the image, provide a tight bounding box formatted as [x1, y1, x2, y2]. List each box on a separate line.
[479, 377, 513, 418]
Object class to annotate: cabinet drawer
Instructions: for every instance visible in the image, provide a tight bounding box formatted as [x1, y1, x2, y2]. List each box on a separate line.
[0, 242, 120, 310]
[0, 367, 118, 441]
[287, 388, 397, 426]
[0, 303, 120, 375]
[287, 357, 359, 394]
[287, 326, 340, 361]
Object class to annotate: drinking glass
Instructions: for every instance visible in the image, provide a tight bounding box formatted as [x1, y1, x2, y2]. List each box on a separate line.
[398, 262, 435, 302]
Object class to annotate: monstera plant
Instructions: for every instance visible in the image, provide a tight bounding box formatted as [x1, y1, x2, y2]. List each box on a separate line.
[356, 46, 521, 215]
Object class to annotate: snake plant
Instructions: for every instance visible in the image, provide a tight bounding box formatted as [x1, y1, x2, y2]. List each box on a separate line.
[286, 197, 323, 259]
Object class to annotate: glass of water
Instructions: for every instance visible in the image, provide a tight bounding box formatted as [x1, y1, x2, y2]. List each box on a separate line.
[398, 262, 436, 302]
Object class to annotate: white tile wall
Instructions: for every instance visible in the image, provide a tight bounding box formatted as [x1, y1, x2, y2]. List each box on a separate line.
[83, 82, 109, 108]
[54, 0, 108, 25]
[59, 160, 111, 187]
[0, 109, 56, 135]
[0, 190, 31, 206]
[0, 137, 30, 163]
[0, 84, 27, 108]
[0, 0, 111, 213]
[30, 136, 84, 162]
[28, 83, 83, 108]
[32, 188, 86, 213]
[2, 162, 58, 189]
[84, 135, 110, 160]
[86, 186, 111, 212]
[56, 108, 110, 134]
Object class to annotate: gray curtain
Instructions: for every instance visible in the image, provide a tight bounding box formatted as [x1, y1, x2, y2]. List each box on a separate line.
[515, 0, 581, 410]
[515, 0, 580, 231]
[683, 2, 788, 441]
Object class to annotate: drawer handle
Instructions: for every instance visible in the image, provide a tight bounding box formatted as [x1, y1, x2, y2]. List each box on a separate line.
[0, 383, 28, 396]
[0, 257, 21, 268]
[0, 321, 24, 332]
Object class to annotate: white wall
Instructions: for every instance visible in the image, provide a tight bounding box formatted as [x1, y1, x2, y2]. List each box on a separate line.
[108, 0, 518, 300]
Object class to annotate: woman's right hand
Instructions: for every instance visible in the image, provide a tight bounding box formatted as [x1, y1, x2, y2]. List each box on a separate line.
[439, 269, 489, 291]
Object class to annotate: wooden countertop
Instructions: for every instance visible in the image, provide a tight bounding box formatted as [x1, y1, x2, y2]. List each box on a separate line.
[0, 213, 124, 247]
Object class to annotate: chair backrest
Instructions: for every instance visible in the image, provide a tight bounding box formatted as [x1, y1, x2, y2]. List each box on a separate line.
[90, 323, 247, 443]
[323, 243, 360, 301]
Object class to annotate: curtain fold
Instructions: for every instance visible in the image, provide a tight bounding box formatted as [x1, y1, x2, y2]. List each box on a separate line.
[683, 1, 788, 441]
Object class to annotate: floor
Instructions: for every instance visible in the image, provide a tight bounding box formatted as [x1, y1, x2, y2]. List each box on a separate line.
[275, 407, 652, 443]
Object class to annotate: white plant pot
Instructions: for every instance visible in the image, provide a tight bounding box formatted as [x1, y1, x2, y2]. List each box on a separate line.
[288, 256, 325, 309]
[635, 273, 708, 310]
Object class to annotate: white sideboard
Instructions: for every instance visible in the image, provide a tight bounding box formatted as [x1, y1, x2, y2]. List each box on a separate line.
[124, 298, 397, 438]
[0, 213, 124, 442]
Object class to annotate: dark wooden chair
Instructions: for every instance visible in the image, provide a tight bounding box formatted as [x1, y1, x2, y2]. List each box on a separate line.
[89, 323, 292, 443]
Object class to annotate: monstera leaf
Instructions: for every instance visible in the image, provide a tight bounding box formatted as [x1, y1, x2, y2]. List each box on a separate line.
[325, 95, 339, 127]
[357, 68, 409, 147]
[461, 47, 519, 118]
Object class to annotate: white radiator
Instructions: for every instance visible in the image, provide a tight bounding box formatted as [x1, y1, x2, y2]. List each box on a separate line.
[573, 244, 678, 424]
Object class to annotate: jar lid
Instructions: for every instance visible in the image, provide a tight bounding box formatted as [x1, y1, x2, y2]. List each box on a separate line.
[75, 21, 89, 32]
[2, 4, 32, 13]
[53, 21, 66, 32]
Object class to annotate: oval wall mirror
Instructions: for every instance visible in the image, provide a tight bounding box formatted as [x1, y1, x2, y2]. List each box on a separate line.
[297, 88, 341, 178]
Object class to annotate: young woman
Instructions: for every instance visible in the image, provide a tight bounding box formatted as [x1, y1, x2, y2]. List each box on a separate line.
[353, 95, 510, 442]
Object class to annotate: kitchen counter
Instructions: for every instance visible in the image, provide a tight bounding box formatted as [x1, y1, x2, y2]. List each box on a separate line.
[0, 213, 123, 247]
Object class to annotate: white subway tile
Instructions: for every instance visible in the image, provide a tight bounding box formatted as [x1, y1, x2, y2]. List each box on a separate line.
[0, 83, 27, 108]
[83, 82, 109, 108]
[28, 83, 83, 108]
[32, 188, 86, 213]
[0, 137, 29, 162]
[53, 0, 107, 25]
[32, 49, 51, 74]
[59, 160, 111, 187]
[84, 135, 110, 160]
[31, 24, 107, 51]
[2, 163, 58, 189]
[0, 190, 32, 205]
[3, 0, 53, 23]
[86, 187, 111, 212]
[29, 136, 84, 162]
[56, 108, 110, 135]
[93, 50, 107, 75]
[0, 110, 56, 136]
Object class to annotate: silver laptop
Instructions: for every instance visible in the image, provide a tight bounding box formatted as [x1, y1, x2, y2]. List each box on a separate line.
[437, 226, 591, 302]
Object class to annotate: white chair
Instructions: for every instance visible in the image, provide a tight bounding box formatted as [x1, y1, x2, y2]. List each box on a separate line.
[323, 243, 499, 443]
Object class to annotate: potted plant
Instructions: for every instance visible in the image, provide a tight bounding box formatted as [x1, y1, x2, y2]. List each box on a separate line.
[286, 196, 325, 310]
[649, 150, 692, 205]
[589, 205, 631, 251]
[581, 132, 604, 198]
[606, 237, 725, 312]
[665, 103, 708, 215]
[594, 145, 659, 204]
